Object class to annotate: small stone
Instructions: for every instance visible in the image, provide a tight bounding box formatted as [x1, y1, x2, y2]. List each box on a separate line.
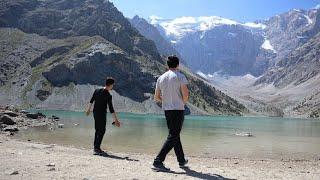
[5, 170, 19, 175]
[51, 115, 60, 120]
[27, 139, 31, 142]
[48, 167, 56, 171]
[46, 163, 55, 167]
[234, 162, 239, 164]
[3, 126, 19, 132]
[58, 124, 64, 128]
[74, 123, 79, 126]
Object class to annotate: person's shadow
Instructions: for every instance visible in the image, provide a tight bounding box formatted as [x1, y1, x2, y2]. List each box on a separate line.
[95, 151, 139, 162]
[166, 166, 235, 180]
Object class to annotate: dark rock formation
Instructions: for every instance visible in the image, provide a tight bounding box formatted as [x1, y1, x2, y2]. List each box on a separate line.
[0, 115, 16, 125]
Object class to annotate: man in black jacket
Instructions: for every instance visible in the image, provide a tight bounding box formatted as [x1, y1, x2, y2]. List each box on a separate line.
[86, 77, 120, 155]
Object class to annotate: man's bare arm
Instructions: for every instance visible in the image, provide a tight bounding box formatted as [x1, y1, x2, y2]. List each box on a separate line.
[154, 88, 162, 102]
[86, 103, 93, 116]
[181, 84, 189, 104]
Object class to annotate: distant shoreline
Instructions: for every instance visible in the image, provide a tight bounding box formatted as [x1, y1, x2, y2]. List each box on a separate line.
[27, 108, 320, 120]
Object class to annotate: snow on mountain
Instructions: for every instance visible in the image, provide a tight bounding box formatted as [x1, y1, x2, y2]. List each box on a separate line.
[151, 16, 267, 40]
[196, 71, 258, 88]
[261, 39, 276, 53]
[243, 22, 267, 29]
[149, 15, 163, 25]
[303, 14, 313, 25]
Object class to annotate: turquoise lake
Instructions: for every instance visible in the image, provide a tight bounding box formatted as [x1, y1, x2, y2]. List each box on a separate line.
[15, 110, 320, 160]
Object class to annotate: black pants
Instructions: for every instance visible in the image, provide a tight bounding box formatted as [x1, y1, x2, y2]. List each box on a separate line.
[155, 110, 186, 163]
[93, 112, 106, 150]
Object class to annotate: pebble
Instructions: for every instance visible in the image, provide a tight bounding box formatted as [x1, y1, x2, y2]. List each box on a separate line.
[46, 163, 55, 167]
[58, 124, 64, 128]
[5, 170, 19, 175]
[48, 168, 56, 171]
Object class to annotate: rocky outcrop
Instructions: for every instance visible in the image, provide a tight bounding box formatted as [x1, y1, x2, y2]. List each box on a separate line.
[0, 115, 16, 125]
[174, 25, 268, 76]
[255, 32, 320, 88]
[0, 0, 161, 62]
[130, 16, 182, 58]
[263, 9, 317, 64]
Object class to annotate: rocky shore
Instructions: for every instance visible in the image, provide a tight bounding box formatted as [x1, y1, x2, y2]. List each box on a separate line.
[0, 106, 58, 136]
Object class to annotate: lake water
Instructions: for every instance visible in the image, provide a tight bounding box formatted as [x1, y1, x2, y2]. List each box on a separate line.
[15, 110, 320, 160]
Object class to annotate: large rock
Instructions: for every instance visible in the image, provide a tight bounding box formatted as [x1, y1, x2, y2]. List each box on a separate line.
[0, 115, 16, 125]
[26, 112, 46, 119]
[3, 126, 18, 132]
[3, 111, 19, 117]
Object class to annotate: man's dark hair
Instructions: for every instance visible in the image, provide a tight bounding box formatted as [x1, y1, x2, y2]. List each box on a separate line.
[167, 55, 179, 68]
[105, 77, 115, 86]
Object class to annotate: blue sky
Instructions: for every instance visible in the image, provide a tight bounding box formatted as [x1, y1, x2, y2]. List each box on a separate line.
[110, 0, 320, 22]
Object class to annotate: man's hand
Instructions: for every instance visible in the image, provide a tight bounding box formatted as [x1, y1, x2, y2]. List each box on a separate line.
[85, 110, 91, 116]
[86, 103, 93, 116]
[113, 119, 121, 127]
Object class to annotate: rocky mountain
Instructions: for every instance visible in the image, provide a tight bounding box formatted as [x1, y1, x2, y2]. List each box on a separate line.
[255, 31, 320, 88]
[129, 15, 182, 58]
[263, 9, 318, 64]
[200, 8, 320, 118]
[252, 30, 320, 117]
[0, 0, 247, 115]
[152, 9, 318, 77]
[151, 16, 274, 76]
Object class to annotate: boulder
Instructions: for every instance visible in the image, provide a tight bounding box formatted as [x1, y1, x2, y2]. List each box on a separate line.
[26, 112, 46, 119]
[3, 111, 19, 117]
[20, 110, 29, 114]
[3, 126, 19, 132]
[26, 113, 38, 119]
[51, 115, 60, 120]
[0, 115, 16, 125]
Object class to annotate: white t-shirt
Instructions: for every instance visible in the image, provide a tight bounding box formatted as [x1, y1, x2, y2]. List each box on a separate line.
[156, 70, 188, 110]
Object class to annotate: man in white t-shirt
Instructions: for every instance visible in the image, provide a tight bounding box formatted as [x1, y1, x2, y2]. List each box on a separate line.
[153, 55, 189, 171]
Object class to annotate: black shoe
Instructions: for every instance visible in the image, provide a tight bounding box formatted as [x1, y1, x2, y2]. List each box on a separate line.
[152, 162, 171, 172]
[179, 159, 188, 167]
[93, 148, 104, 155]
